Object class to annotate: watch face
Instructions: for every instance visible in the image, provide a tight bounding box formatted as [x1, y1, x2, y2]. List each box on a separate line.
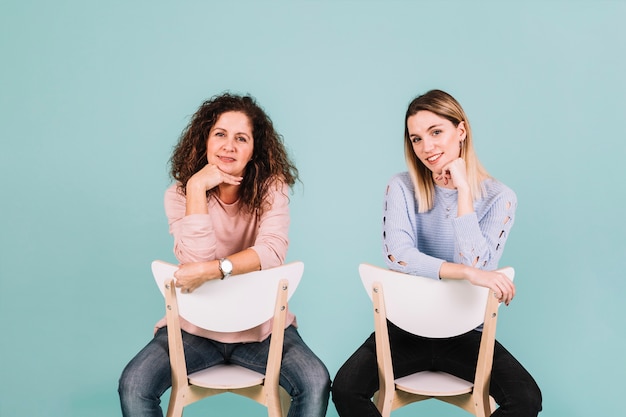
[221, 258, 233, 274]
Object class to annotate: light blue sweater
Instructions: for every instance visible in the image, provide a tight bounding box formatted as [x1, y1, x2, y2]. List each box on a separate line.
[382, 172, 517, 279]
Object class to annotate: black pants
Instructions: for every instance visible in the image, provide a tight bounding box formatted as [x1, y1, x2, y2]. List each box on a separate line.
[332, 323, 542, 417]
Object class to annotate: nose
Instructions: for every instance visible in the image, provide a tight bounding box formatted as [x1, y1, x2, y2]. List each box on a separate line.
[221, 137, 236, 152]
[420, 136, 435, 152]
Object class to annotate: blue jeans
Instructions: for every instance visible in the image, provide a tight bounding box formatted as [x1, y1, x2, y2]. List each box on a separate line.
[119, 325, 330, 417]
[332, 322, 542, 417]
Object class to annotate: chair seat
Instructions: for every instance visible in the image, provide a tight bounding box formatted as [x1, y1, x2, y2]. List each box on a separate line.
[188, 364, 265, 389]
[395, 371, 473, 396]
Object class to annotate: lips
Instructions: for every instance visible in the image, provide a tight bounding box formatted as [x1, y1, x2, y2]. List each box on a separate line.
[426, 153, 443, 164]
[218, 155, 236, 163]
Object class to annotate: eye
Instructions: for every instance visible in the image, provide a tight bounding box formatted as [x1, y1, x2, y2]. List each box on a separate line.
[214, 131, 225, 137]
[432, 129, 442, 136]
[410, 136, 421, 143]
[236, 136, 249, 143]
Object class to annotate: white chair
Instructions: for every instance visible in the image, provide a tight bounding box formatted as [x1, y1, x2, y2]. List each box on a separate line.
[359, 263, 514, 417]
[152, 260, 304, 417]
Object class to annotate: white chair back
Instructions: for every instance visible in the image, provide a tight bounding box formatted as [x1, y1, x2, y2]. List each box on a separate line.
[152, 260, 303, 333]
[359, 264, 514, 338]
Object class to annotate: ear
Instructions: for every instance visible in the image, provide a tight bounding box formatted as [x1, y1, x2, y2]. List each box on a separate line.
[457, 121, 467, 142]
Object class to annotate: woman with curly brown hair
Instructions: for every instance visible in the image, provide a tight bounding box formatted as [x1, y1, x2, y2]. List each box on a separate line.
[119, 93, 330, 417]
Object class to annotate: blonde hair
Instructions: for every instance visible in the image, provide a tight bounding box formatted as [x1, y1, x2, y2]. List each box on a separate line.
[404, 90, 490, 212]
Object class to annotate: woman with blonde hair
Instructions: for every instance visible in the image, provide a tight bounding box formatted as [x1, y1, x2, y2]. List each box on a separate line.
[332, 90, 542, 417]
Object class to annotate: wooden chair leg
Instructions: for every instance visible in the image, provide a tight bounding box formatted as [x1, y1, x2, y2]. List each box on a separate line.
[165, 387, 186, 417]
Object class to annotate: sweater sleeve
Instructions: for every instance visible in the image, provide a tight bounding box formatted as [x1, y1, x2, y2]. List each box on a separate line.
[382, 175, 445, 279]
[451, 184, 517, 271]
[249, 181, 290, 270]
[164, 184, 217, 264]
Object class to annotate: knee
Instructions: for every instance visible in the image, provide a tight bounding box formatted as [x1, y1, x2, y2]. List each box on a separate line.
[118, 361, 144, 400]
[303, 361, 331, 399]
[331, 365, 363, 404]
[497, 379, 543, 416]
[520, 382, 543, 415]
[285, 357, 331, 407]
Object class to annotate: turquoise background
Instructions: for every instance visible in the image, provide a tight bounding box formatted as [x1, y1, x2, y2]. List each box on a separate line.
[1, 1, 624, 416]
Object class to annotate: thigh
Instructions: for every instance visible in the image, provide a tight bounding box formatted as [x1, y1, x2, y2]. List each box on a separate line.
[230, 326, 330, 391]
[387, 322, 435, 379]
[121, 327, 227, 396]
[433, 330, 482, 382]
[278, 326, 330, 394]
[489, 342, 542, 415]
[333, 323, 435, 396]
[333, 332, 379, 398]
[119, 327, 174, 398]
[433, 332, 542, 415]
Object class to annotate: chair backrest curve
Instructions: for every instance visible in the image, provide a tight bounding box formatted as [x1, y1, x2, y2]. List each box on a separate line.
[359, 264, 514, 338]
[152, 260, 303, 333]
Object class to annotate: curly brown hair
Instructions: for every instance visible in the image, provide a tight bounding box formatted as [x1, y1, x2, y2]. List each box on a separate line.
[170, 93, 299, 214]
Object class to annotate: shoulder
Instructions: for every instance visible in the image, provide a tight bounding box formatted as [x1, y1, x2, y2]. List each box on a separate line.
[385, 172, 420, 211]
[261, 177, 291, 212]
[387, 172, 414, 193]
[164, 183, 185, 202]
[164, 183, 187, 216]
[480, 178, 517, 209]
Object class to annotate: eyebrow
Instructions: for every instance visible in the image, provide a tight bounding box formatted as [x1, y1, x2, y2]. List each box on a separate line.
[211, 126, 251, 137]
[409, 123, 444, 137]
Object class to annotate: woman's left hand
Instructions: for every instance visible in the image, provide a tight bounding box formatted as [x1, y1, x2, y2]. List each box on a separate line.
[436, 158, 469, 191]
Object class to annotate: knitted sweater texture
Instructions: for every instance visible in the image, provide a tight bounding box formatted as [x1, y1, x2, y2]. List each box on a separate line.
[382, 172, 517, 279]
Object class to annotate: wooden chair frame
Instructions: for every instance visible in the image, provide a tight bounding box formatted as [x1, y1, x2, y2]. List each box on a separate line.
[152, 261, 303, 417]
[359, 263, 514, 417]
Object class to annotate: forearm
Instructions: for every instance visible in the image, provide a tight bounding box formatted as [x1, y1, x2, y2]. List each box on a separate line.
[200, 248, 261, 280]
[185, 182, 209, 215]
[439, 261, 474, 281]
[439, 261, 515, 305]
[456, 186, 474, 217]
[175, 248, 261, 290]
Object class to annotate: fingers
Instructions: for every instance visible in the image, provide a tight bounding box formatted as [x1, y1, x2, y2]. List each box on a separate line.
[435, 169, 451, 185]
[173, 268, 193, 293]
[174, 279, 197, 294]
[437, 158, 468, 189]
[173, 263, 208, 294]
[492, 273, 515, 306]
[221, 174, 243, 185]
[204, 164, 243, 186]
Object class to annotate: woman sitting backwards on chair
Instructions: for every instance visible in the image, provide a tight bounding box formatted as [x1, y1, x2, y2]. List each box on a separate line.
[119, 93, 330, 417]
[331, 90, 542, 417]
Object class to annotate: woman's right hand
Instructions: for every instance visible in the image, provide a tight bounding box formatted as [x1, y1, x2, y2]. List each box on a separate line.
[185, 164, 243, 215]
[187, 163, 243, 193]
[466, 268, 516, 306]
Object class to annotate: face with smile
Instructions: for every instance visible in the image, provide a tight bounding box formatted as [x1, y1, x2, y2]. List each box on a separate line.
[206, 111, 254, 177]
[407, 110, 466, 176]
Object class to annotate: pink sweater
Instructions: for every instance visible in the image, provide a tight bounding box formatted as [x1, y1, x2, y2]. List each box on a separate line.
[154, 181, 296, 343]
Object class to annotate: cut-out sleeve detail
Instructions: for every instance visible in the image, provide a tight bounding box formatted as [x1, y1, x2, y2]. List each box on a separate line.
[381, 173, 446, 279]
[451, 183, 517, 270]
[382, 174, 516, 278]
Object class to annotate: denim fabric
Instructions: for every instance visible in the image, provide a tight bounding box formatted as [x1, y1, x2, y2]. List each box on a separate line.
[332, 322, 542, 417]
[119, 325, 330, 417]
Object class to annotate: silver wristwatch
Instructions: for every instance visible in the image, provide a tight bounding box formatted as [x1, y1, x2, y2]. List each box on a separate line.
[219, 258, 233, 280]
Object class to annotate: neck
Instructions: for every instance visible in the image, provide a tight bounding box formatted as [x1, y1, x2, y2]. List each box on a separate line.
[217, 184, 240, 204]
